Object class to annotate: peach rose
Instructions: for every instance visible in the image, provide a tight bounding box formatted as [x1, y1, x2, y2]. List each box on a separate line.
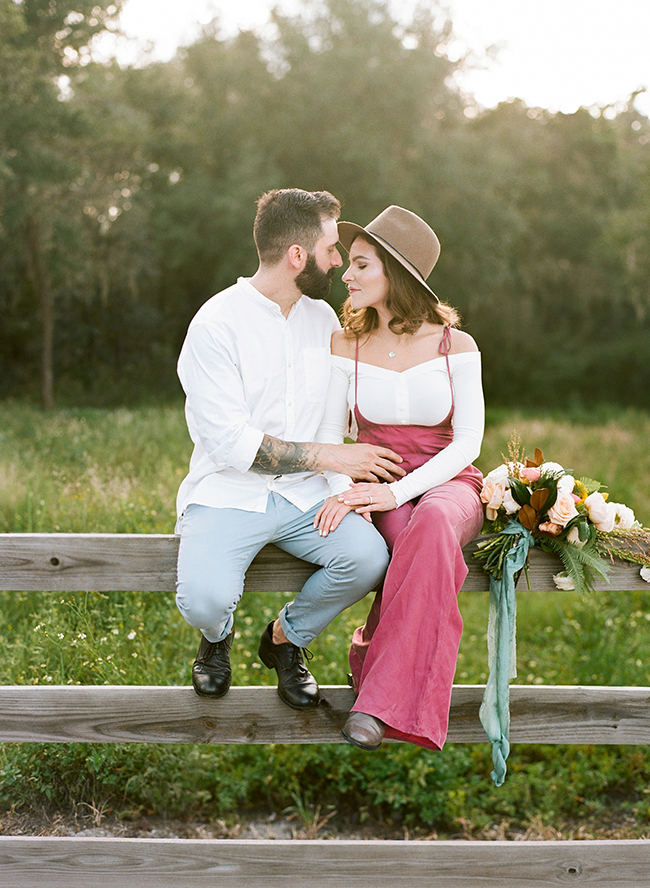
[538, 521, 562, 535]
[548, 491, 579, 528]
[480, 465, 509, 520]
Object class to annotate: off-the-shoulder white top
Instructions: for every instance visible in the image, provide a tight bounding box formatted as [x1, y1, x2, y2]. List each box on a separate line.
[316, 352, 484, 507]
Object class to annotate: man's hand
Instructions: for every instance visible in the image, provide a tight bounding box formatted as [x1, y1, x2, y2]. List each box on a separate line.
[324, 443, 405, 483]
[250, 435, 405, 483]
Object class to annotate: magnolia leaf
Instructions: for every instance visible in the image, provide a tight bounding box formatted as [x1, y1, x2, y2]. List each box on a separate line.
[509, 477, 531, 507]
[518, 504, 538, 531]
[525, 448, 544, 468]
[530, 487, 549, 512]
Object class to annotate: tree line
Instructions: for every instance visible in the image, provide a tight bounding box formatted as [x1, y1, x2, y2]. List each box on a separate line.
[1, 0, 650, 409]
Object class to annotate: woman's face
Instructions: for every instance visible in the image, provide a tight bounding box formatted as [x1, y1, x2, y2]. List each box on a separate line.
[342, 237, 389, 312]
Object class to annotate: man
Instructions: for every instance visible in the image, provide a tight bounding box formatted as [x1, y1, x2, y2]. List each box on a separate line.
[175, 188, 404, 710]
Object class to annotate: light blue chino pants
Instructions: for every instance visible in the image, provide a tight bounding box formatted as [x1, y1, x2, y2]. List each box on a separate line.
[176, 494, 389, 647]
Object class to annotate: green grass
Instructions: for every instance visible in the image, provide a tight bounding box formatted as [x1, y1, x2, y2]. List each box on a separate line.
[2, 401, 650, 835]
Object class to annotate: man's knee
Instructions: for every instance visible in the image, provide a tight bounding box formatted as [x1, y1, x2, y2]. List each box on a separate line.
[175, 576, 240, 632]
[333, 516, 389, 587]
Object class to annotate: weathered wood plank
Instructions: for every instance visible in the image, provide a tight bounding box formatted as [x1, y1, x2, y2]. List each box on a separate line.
[0, 684, 649, 745]
[0, 533, 646, 593]
[1, 836, 650, 888]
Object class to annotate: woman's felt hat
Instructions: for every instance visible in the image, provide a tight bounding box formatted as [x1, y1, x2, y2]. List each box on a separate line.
[338, 205, 440, 302]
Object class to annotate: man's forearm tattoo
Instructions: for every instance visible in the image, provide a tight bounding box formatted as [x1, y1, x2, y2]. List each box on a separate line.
[251, 434, 323, 475]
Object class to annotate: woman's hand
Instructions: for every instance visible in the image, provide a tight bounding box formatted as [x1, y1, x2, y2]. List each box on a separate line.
[339, 482, 398, 515]
[314, 495, 358, 537]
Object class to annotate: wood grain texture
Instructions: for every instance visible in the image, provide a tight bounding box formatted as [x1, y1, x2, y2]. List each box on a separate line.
[0, 684, 649, 745]
[1, 836, 650, 888]
[0, 533, 646, 592]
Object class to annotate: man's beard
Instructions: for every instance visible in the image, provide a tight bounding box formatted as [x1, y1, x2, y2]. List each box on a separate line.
[295, 254, 336, 300]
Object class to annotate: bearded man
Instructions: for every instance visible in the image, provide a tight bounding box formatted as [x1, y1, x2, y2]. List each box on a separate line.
[175, 188, 404, 709]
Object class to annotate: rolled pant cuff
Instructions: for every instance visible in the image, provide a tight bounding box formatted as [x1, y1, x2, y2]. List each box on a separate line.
[202, 613, 234, 645]
[279, 606, 313, 649]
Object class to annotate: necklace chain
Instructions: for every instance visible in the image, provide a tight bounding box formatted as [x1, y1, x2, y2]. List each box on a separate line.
[378, 327, 402, 358]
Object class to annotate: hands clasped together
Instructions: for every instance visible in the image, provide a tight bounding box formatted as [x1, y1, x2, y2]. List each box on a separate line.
[314, 482, 398, 537]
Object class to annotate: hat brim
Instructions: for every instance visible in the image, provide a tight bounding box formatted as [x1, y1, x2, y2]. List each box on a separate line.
[337, 221, 439, 303]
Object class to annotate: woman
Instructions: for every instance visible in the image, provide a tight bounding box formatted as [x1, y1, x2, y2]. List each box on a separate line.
[315, 205, 485, 751]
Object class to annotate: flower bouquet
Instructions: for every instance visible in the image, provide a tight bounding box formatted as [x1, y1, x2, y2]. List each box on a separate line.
[473, 434, 650, 788]
[475, 435, 650, 594]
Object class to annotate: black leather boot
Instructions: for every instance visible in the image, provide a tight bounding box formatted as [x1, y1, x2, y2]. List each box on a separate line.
[192, 628, 234, 698]
[258, 621, 320, 710]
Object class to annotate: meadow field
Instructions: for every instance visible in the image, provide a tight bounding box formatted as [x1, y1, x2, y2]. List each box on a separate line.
[2, 401, 650, 838]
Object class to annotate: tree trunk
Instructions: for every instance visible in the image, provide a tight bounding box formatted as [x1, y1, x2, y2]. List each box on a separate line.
[26, 214, 55, 410]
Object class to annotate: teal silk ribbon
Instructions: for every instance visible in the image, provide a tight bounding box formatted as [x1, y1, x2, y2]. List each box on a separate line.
[479, 522, 535, 787]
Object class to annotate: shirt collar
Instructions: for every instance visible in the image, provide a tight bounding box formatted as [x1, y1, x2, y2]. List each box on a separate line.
[238, 276, 303, 318]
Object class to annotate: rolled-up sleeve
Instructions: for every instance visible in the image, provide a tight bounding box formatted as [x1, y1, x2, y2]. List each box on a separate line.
[178, 322, 264, 473]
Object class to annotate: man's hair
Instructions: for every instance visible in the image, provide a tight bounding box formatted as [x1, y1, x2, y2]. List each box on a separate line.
[253, 188, 341, 265]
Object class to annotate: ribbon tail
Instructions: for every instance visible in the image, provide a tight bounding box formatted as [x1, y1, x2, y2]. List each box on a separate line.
[479, 525, 534, 786]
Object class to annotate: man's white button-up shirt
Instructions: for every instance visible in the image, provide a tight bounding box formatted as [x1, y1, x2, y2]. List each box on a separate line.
[176, 277, 341, 522]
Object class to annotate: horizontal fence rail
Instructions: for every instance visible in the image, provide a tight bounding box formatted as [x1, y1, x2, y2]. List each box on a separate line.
[2, 532, 650, 888]
[0, 684, 649, 746]
[1, 532, 646, 593]
[2, 836, 650, 888]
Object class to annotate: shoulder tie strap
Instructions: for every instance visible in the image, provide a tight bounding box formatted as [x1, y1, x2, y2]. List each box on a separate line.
[439, 324, 454, 414]
[354, 338, 360, 409]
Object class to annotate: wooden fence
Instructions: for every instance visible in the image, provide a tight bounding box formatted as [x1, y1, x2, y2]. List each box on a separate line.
[1, 532, 650, 887]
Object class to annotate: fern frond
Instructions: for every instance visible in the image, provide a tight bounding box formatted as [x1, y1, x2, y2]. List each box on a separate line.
[541, 538, 610, 595]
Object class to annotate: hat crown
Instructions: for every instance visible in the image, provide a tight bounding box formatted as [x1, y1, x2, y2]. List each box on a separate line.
[365, 206, 440, 280]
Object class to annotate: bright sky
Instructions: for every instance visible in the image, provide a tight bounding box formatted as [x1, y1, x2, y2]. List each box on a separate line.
[110, 0, 650, 117]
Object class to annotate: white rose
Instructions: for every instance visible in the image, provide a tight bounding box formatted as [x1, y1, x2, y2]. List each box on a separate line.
[566, 525, 586, 548]
[584, 492, 616, 533]
[612, 503, 636, 530]
[540, 461, 564, 477]
[641, 566, 650, 583]
[557, 474, 575, 495]
[503, 489, 521, 515]
[553, 573, 575, 591]
[485, 464, 509, 483]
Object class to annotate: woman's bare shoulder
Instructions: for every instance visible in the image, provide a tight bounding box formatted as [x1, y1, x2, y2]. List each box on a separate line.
[331, 328, 356, 358]
[448, 328, 479, 355]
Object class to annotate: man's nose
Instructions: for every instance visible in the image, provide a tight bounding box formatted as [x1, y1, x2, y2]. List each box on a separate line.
[331, 248, 343, 268]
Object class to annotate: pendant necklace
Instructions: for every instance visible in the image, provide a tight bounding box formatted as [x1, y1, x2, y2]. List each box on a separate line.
[378, 327, 402, 358]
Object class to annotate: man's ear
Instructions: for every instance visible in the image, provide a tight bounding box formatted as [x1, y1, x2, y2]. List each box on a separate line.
[287, 244, 306, 271]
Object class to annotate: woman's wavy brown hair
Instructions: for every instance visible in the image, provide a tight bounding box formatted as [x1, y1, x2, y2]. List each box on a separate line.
[341, 236, 459, 338]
